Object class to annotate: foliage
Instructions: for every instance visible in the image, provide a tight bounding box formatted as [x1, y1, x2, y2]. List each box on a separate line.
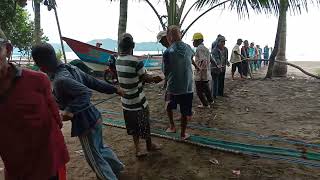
[56, 49, 63, 60]
[0, 2, 35, 55]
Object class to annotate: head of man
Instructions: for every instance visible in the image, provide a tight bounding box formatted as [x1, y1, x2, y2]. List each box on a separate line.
[250, 42, 254, 48]
[217, 36, 226, 49]
[192, 33, 204, 47]
[256, 45, 260, 49]
[244, 40, 249, 47]
[157, 31, 169, 48]
[118, 33, 135, 55]
[31, 43, 60, 73]
[96, 42, 102, 48]
[166, 25, 182, 45]
[0, 34, 13, 77]
[236, 38, 243, 46]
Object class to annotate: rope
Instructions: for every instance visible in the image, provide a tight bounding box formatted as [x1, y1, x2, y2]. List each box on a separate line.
[73, 95, 118, 115]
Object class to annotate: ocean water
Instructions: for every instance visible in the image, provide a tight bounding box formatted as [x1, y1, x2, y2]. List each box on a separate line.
[12, 50, 320, 62]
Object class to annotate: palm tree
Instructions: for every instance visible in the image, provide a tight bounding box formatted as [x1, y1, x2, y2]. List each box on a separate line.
[118, 0, 128, 47]
[33, 0, 41, 44]
[195, 0, 319, 78]
[272, 0, 288, 77]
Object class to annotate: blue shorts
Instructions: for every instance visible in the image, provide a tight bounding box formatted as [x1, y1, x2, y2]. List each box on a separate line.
[166, 93, 193, 116]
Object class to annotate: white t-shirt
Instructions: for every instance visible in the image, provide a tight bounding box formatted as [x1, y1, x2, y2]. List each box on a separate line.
[230, 44, 241, 63]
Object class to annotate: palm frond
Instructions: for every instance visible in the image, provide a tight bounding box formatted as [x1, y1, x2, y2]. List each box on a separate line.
[195, 0, 320, 17]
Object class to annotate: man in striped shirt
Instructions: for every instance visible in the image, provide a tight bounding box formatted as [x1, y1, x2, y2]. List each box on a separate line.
[116, 33, 162, 157]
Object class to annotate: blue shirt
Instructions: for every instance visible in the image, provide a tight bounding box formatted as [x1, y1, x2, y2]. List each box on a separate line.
[264, 47, 270, 59]
[163, 41, 194, 95]
[52, 64, 117, 137]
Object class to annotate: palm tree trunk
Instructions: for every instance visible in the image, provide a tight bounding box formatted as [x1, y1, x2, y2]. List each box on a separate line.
[118, 0, 128, 48]
[0, 25, 6, 39]
[272, 0, 288, 77]
[34, 1, 41, 44]
[265, 0, 288, 78]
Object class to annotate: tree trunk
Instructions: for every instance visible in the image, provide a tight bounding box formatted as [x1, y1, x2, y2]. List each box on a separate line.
[34, 1, 41, 44]
[265, 0, 287, 78]
[118, 0, 128, 48]
[0, 25, 6, 39]
[272, 0, 288, 77]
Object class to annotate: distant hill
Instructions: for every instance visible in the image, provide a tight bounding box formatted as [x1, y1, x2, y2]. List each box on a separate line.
[50, 38, 165, 52]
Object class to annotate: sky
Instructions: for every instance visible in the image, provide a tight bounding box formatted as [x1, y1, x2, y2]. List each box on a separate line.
[25, 0, 320, 61]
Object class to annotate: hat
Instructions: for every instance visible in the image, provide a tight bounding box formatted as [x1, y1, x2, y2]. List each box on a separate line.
[192, 33, 204, 41]
[156, 31, 167, 42]
[217, 36, 226, 42]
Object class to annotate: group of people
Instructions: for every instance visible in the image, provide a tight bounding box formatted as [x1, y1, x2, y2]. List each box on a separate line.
[0, 26, 273, 180]
[230, 39, 271, 80]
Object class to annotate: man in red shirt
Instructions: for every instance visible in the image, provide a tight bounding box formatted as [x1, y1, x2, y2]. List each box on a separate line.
[0, 35, 69, 179]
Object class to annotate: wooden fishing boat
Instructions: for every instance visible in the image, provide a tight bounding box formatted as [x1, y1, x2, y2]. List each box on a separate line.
[62, 37, 162, 71]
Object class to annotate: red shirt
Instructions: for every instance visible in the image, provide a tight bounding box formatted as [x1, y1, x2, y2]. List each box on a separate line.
[0, 66, 69, 180]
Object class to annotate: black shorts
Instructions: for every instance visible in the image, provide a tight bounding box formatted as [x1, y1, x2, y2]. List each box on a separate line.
[166, 93, 193, 116]
[123, 107, 151, 139]
[232, 62, 242, 74]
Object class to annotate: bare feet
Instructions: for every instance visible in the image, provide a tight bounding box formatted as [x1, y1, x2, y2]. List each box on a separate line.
[135, 150, 148, 158]
[181, 133, 191, 140]
[148, 143, 162, 152]
[165, 127, 176, 133]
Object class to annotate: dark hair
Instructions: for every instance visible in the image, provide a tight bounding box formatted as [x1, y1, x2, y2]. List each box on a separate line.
[31, 43, 58, 69]
[119, 36, 135, 53]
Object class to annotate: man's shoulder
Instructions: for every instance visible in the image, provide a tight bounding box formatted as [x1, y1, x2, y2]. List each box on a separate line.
[21, 68, 48, 82]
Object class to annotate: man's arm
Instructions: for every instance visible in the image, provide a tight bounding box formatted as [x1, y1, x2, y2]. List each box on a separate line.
[136, 61, 162, 83]
[78, 68, 121, 95]
[54, 78, 92, 116]
[42, 75, 63, 128]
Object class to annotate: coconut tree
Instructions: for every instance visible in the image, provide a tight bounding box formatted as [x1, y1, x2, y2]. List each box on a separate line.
[33, 0, 42, 44]
[118, 0, 128, 45]
[195, 0, 319, 78]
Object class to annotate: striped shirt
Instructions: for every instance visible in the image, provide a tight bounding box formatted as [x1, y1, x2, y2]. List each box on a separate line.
[116, 55, 148, 111]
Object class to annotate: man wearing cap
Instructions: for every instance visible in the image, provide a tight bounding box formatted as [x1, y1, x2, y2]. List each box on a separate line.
[212, 36, 230, 97]
[0, 34, 69, 179]
[157, 31, 178, 134]
[31, 42, 124, 180]
[192, 32, 214, 108]
[230, 39, 244, 80]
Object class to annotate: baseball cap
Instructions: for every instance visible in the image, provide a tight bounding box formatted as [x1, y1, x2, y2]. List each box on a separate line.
[156, 31, 167, 42]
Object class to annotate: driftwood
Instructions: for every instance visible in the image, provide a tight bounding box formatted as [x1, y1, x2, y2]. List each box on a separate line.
[274, 60, 320, 79]
[247, 59, 320, 79]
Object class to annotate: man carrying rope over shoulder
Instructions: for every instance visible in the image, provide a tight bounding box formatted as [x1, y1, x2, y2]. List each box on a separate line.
[0, 34, 69, 179]
[32, 43, 124, 180]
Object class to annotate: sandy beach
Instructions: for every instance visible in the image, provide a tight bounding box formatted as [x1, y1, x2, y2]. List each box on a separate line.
[1, 61, 320, 180]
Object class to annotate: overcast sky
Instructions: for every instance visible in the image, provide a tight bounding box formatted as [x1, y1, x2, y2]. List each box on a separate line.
[26, 0, 320, 61]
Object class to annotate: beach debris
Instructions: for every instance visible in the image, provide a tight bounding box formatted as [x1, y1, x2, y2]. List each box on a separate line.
[245, 107, 249, 112]
[209, 158, 219, 165]
[75, 150, 84, 156]
[232, 169, 241, 176]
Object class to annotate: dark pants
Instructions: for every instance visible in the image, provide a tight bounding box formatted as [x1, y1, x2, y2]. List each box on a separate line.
[212, 71, 225, 97]
[195, 81, 213, 106]
[241, 60, 249, 77]
[232, 62, 242, 75]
